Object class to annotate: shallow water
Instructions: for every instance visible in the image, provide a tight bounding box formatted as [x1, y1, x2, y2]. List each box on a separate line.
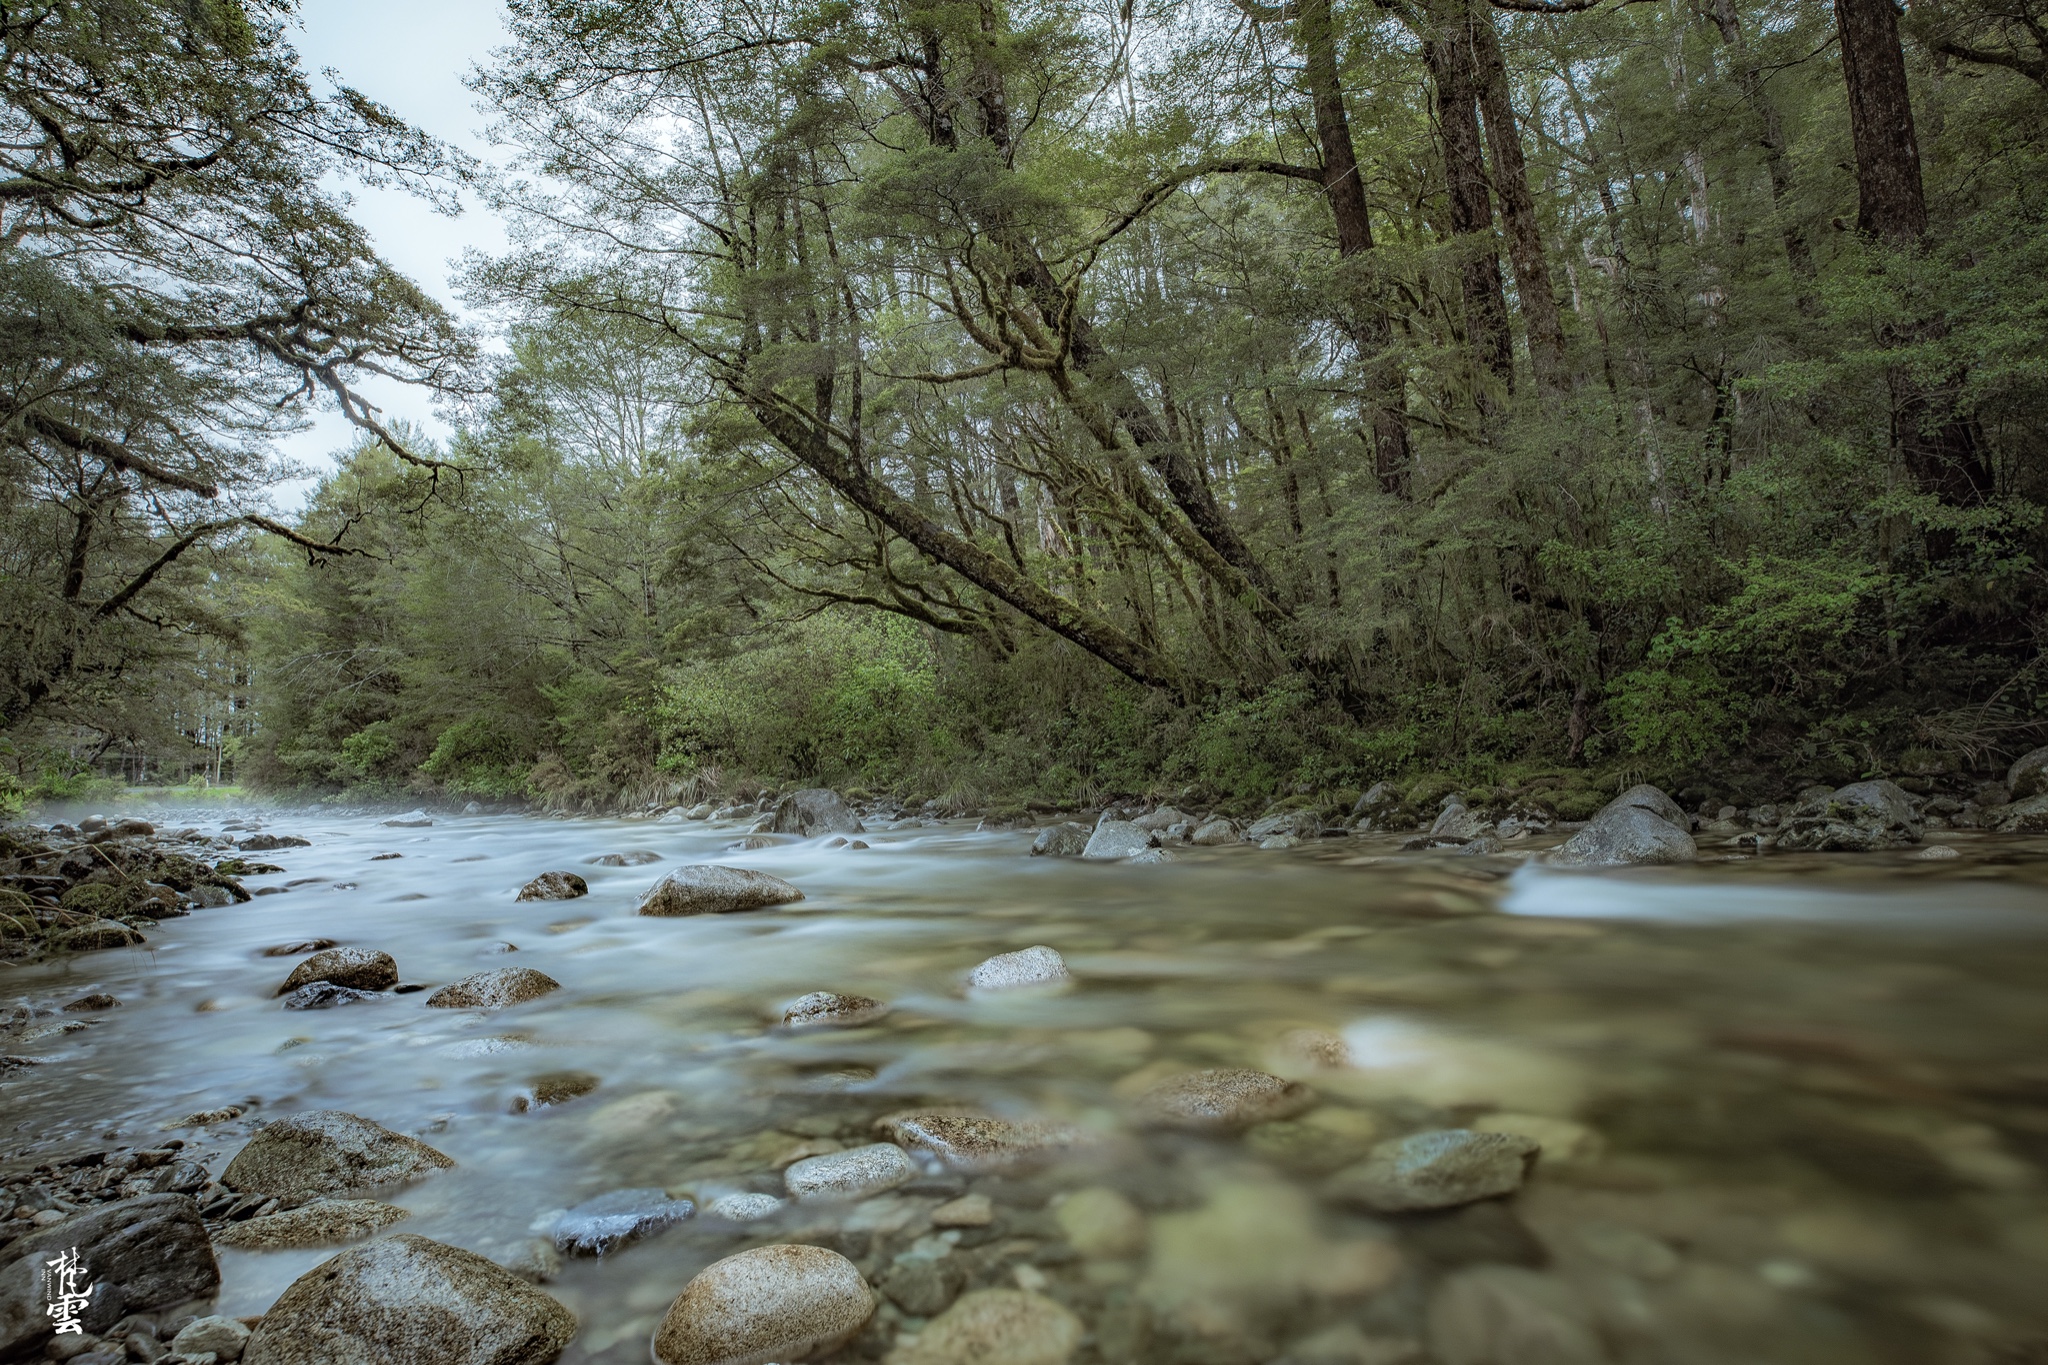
[6, 808, 2048, 1364]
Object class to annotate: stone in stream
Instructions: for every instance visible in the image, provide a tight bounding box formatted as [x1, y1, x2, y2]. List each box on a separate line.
[62, 992, 120, 1011]
[281, 982, 382, 1010]
[171, 1315, 253, 1362]
[510, 1071, 600, 1111]
[214, 1199, 411, 1250]
[1131, 805, 1188, 831]
[1594, 783, 1690, 829]
[1081, 819, 1156, 860]
[877, 1112, 1091, 1174]
[586, 850, 662, 866]
[770, 788, 866, 837]
[780, 991, 889, 1028]
[515, 871, 588, 902]
[1244, 808, 1325, 843]
[240, 1234, 575, 1365]
[277, 947, 398, 995]
[0, 1195, 218, 1351]
[1430, 803, 1494, 842]
[651, 1244, 874, 1365]
[930, 1192, 994, 1228]
[425, 966, 561, 1008]
[965, 945, 1069, 992]
[1188, 818, 1239, 846]
[703, 1192, 785, 1223]
[1544, 804, 1695, 868]
[784, 1143, 915, 1202]
[221, 1111, 455, 1204]
[878, 1257, 965, 1317]
[1325, 1129, 1540, 1213]
[56, 918, 143, 951]
[551, 1188, 695, 1256]
[886, 1289, 1083, 1365]
[637, 865, 805, 916]
[1029, 822, 1090, 857]
[380, 809, 435, 828]
[238, 833, 311, 851]
[2009, 744, 2048, 801]
[1136, 1068, 1315, 1133]
[1995, 794, 2048, 833]
[1773, 779, 1924, 851]
[1425, 1266, 1603, 1365]
[1053, 1187, 1148, 1259]
[263, 938, 338, 956]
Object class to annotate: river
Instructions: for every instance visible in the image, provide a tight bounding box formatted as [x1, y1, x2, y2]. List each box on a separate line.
[5, 804, 2047, 1364]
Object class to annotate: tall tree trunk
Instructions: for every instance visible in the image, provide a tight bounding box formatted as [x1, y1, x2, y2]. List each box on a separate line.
[1708, 0, 1815, 287]
[1467, 5, 1569, 394]
[1424, 15, 1515, 396]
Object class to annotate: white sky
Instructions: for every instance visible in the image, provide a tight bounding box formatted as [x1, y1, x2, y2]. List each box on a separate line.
[277, 0, 515, 496]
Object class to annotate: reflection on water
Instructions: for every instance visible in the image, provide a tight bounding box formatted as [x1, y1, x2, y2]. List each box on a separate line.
[5, 808, 2048, 1363]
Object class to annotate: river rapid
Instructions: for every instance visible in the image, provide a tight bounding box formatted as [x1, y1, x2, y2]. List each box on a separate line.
[5, 804, 2048, 1365]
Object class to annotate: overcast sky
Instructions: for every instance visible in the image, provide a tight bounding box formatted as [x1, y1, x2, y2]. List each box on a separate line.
[280, 0, 514, 493]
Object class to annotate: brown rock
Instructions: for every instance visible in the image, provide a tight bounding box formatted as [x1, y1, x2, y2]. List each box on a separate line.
[221, 1111, 454, 1204]
[1136, 1069, 1315, 1133]
[425, 967, 560, 1009]
[516, 872, 588, 902]
[637, 865, 804, 917]
[277, 948, 398, 996]
[651, 1244, 874, 1365]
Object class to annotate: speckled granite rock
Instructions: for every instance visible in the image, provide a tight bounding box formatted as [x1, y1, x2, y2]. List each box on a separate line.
[637, 865, 805, 916]
[1136, 1069, 1315, 1133]
[425, 967, 560, 1009]
[1326, 1129, 1540, 1212]
[651, 1244, 874, 1365]
[214, 1199, 411, 1250]
[221, 1111, 454, 1204]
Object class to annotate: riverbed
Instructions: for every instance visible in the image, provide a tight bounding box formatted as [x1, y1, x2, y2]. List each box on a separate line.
[5, 805, 2048, 1364]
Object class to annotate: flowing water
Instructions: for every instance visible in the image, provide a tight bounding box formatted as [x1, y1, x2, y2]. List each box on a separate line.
[5, 807, 2048, 1364]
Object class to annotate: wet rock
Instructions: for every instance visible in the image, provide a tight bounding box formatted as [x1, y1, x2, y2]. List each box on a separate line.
[214, 1199, 410, 1250]
[262, 939, 337, 957]
[552, 1188, 694, 1256]
[281, 983, 381, 1011]
[1029, 823, 1089, 857]
[703, 1193, 784, 1223]
[785, 1143, 915, 1202]
[1132, 805, 1189, 832]
[1425, 1266, 1602, 1365]
[0, 1195, 218, 1350]
[877, 1113, 1089, 1174]
[1054, 1187, 1147, 1259]
[63, 993, 121, 1012]
[931, 1193, 993, 1228]
[500, 1239, 563, 1284]
[425, 967, 561, 1008]
[1401, 1200, 1548, 1269]
[1259, 833, 1304, 850]
[1431, 803, 1494, 842]
[1081, 820, 1156, 860]
[380, 810, 434, 828]
[769, 788, 866, 838]
[1544, 805, 1695, 868]
[240, 1234, 575, 1365]
[1774, 780, 1924, 851]
[58, 919, 144, 951]
[1137, 1068, 1315, 1133]
[1594, 784, 1689, 829]
[511, 1071, 600, 1111]
[587, 850, 662, 867]
[637, 865, 805, 916]
[1470, 1114, 1602, 1165]
[888, 1289, 1081, 1365]
[238, 834, 310, 852]
[1326, 1130, 1539, 1213]
[1246, 808, 1326, 842]
[780, 991, 888, 1028]
[1189, 818, 1239, 846]
[1995, 794, 2048, 833]
[221, 1111, 454, 1204]
[171, 1316, 251, 1362]
[278, 948, 398, 996]
[1127, 847, 1174, 864]
[879, 1257, 964, 1317]
[1244, 1109, 1383, 1176]
[965, 945, 1069, 992]
[1912, 844, 1962, 859]
[648, 1255, 870, 1365]
[2008, 745, 2048, 801]
[515, 872, 588, 902]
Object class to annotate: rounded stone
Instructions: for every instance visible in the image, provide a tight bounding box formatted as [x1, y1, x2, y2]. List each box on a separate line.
[552, 1188, 694, 1256]
[1136, 1069, 1315, 1132]
[170, 1316, 250, 1362]
[877, 1113, 1089, 1174]
[638, 865, 805, 916]
[214, 1200, 410, 1250]
[784, 1143, 915, 1202]
[240, 1233, 575, 1365]
[278, 948, 397, 996]
[515, 872, 588, 902]
[220, 1111, 455, 1203]
[425, 967, 561, 1009]
[1054, 1187, 1147, 1259]
[703, 1193, 784, 1223]
[886, 1289, 1082, 1365]
[1326, 1129, 1540, 1213]
[780, 992, 888, 1028]
[965, 945, 1069, 992]
[1081, 820, 1155, 860]
[651, 1244, 874, 1365]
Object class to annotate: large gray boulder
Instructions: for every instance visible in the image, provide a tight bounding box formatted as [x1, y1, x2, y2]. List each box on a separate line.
[221, 1111, 454, 1205]
[1029, 823, 1090, 857]
[2008, 745, 2048, 802]
[1545, 804, 1695, 868]
[278, 948, 398, 996]
[652, 1244, 874, 1365]
[1773, 780, 1923, 851]
[425, 967, 560, 1009]
[1081, 820, 1156, 860]
[1244, 809, 1325, 842]
[1997, 794, 2048, 832]
[240, 1234, 575, 1365]
[769, 789, 864, 837]
[1430, 803, 1494, 842]
[1594, 783, 1690, 829]
[637, 865, 805, 916]
[0, 1194, 218, 1352]
[1131, 805, 1188, 831]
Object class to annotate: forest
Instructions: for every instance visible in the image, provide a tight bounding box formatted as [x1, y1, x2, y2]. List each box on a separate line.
[4, 0, 2047, 817]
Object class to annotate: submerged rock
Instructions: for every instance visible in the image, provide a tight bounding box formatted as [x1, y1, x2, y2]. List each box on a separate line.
[886, 1289, 1082, 1365]
[1082, 819, 1156, 860]
[281, 982, 381, 1010]
[1326, 1129, 1539, 1213]
[1053, 1187, 1148, 1259]
[1545, 804, 1695, 868]
[1426, 1266, 1603, 1365]
[1137, 1068, 1315, 1132]
[637, 865, 805, 916]
[877, 1112, 1090, 1174]
[771, 788, 866, 837]
[784, 1143, 915, 1202]
[221, 1111, 454, 1204]
[1029, 822, 1090, 857]
[586, 850, 662, 866]
[215, 1199, 411, 1250]
[1188, 818, 1239, 846]
[239, 833, 311, 851]
[425, 967, 561, 1008]
[703, 1192, 784, 1223]
[0, 1194, 218, 1349]
[552, 1188, 694, 1256]
[780, 991, 888, 1028]
[240, 1234, 575, 1365]
[1774, 780, 1924, 851]
[966, 945, 1069, 992]
[57, 918, 144, 951]
[516, 871, 588, 902]
[278, 947, 398, 996]
[651, 1244, 874, 1365]
[380, 810, 434, 828]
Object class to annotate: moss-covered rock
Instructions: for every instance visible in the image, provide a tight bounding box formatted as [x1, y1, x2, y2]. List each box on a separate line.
[59, 882, 133, 918]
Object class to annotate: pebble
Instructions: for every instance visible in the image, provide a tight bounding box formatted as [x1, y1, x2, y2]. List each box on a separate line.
[277, 947, 398, 995]
[651, 1244, 875, 1365]
[930, 1193, 993, 1228]
[220, 1111, 454, 1203]
[1136, 1068, 1315, 1132]
[1326, 1129, 1539, 1213]
[552, 1188, 695, 1255]
[965, 945, 1069, 992]
[887, 1289, 1081, 1365]
[169, 1317, 250, 1362]
[1053, 1187, 1147, 1259]
[637, 865, 805, 916]
[703, 1192, 784, 1222]
[878, 1257, 964, 1316]
[780, 991, 889, 1028]
[425, 967, 561, 1008]
[214, 1199, 411, 1250]
[1425, 1266, 1602, 1365]
[785, 1143, 915, 1202]
[877, 1112, 1089, 1173]
[515, 871, 588, 902]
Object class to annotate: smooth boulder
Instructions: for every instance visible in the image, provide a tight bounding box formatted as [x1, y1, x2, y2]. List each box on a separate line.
[877, 1113, 1088, 1174]
[652, 1244, 875, 1365]
[240, 1233, 575, 1365]
[552, 1188, 694, 1256]
[278, 948, 398, 996]
[2009, 745, 2048, 802]
[1081, 820, 1155, 860]
[1029, 823, 1089, 858]
[1593, 783, 1690, 829]
[885, 1289, 1082, 1365]
[780, 991, 888, 1028]
[1773, 780, 1924, 852]
[221, 1111, 454, 1204]
[1137, 1068, 1314, 1133]
[0, 1195, 217, 1351]
[425, 967, 561, 1008]
[784, 1143, 914, 1202]
[515, 872, 588, 902]
[637, 865, 805, 916]
[1188, 818, 1238, 846]
[1545, 804, 1695, 868]
[1326, 1129, 1539, 1213]
[770, 789, 865, 837]
[965, 945, 1070, 992]
[214, 1200, 410, 1251]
